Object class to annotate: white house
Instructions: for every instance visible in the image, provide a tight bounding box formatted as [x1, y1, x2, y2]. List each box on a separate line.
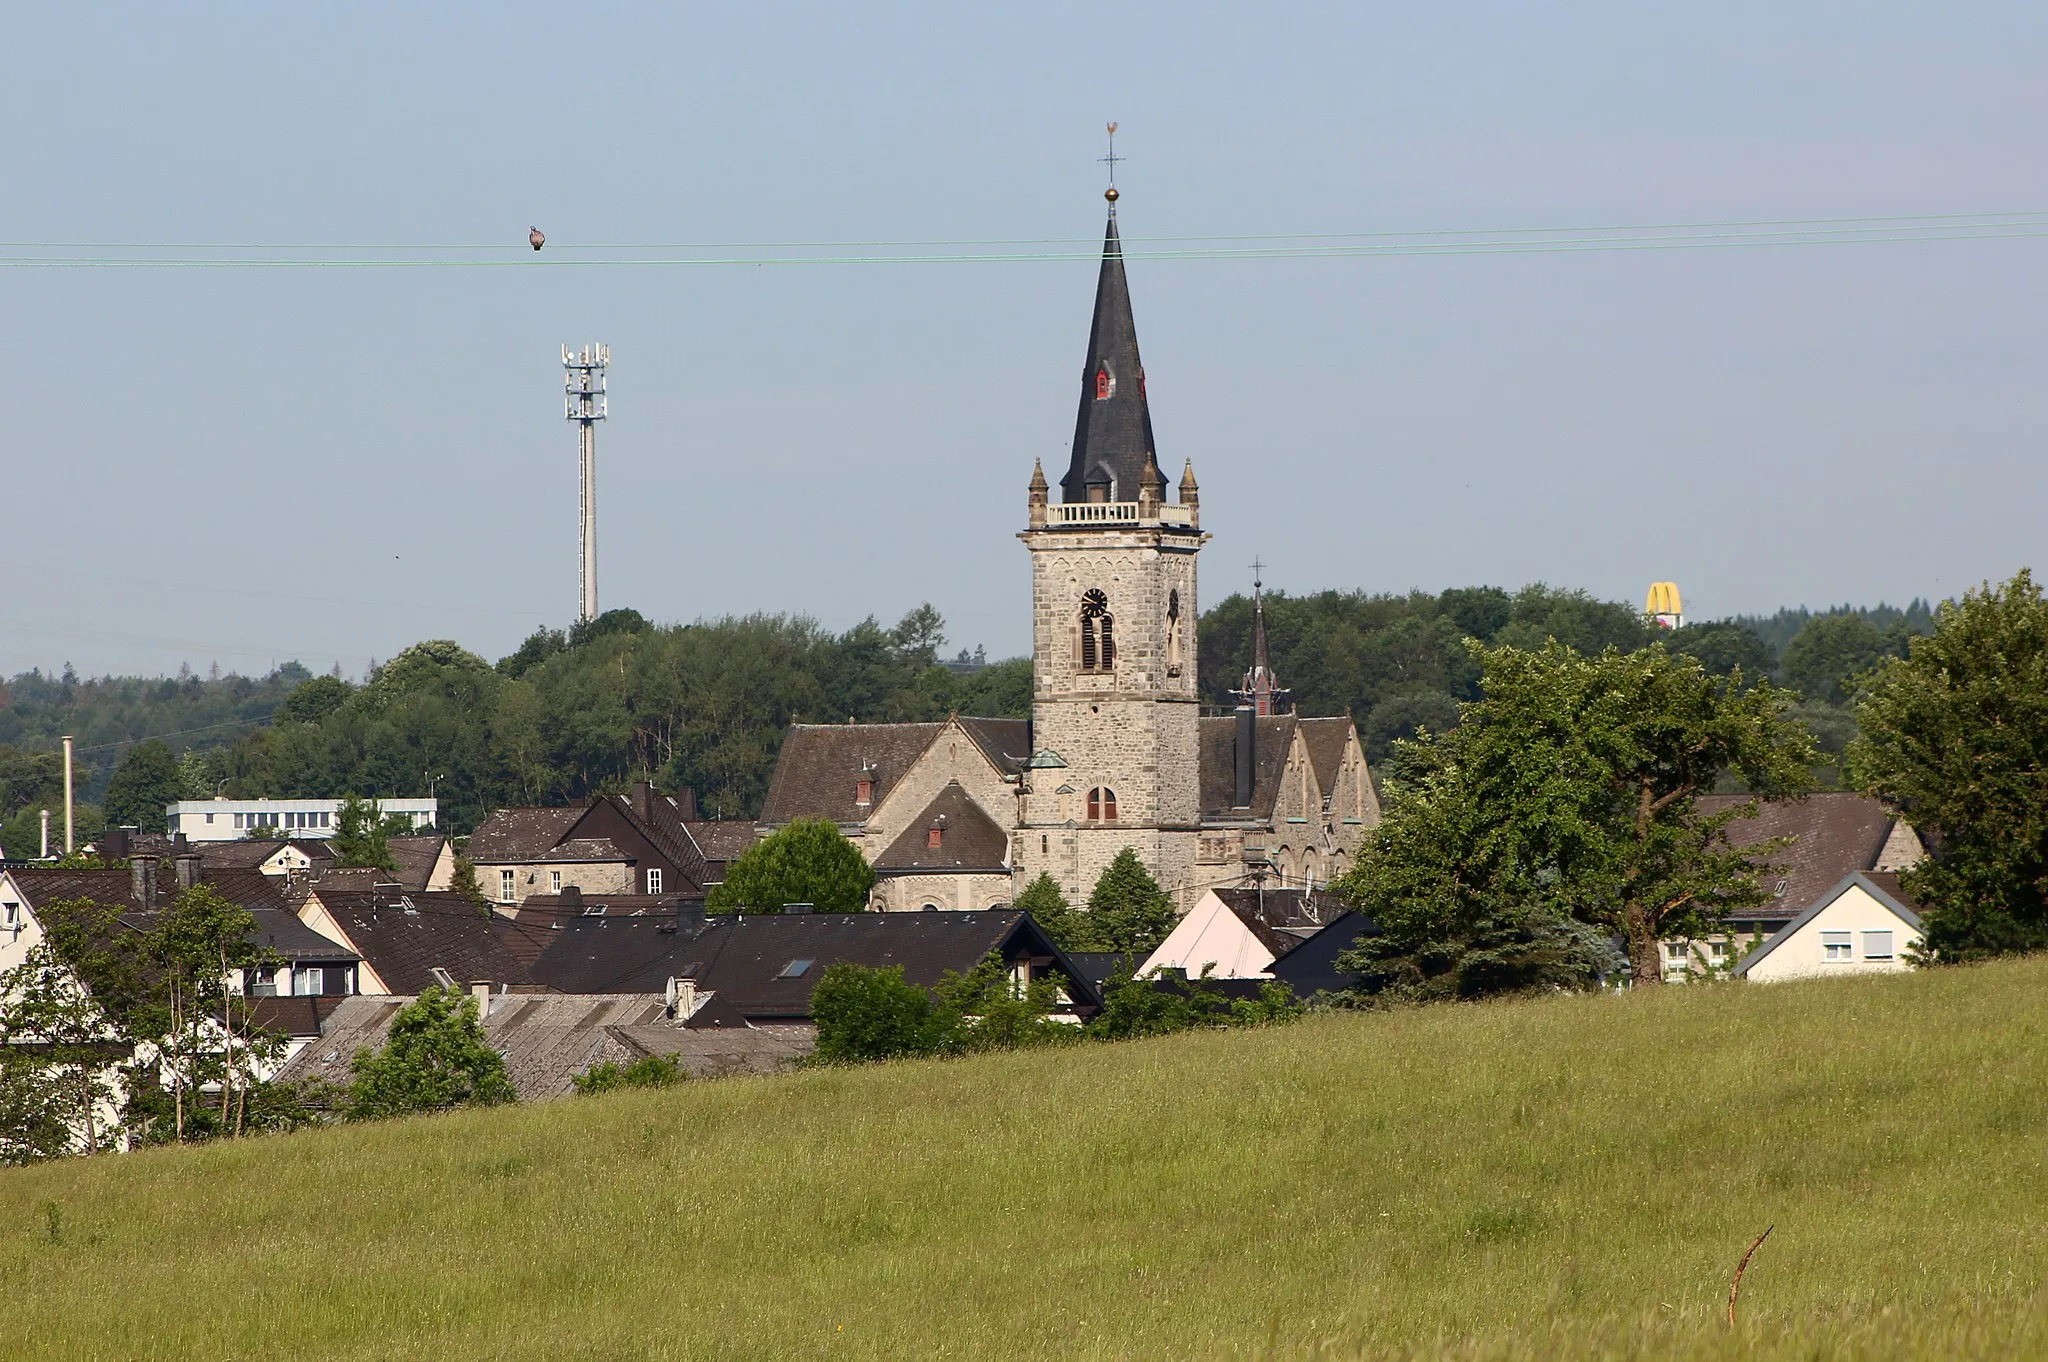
[166, 797, 438, 842]
[1136, 888, 1340, 980]
[1733, 872, 1924, 983]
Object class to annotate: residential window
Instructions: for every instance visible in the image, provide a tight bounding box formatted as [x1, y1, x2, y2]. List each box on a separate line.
[234, 813, 245, 830]
[249, 965, 283, 997]
[499, 869, 516, 903]
[855, 777, 874, 807]
[1710, 940, 1729, 959]
[320, 811, 331, 828]
[646, 868, 663, 894]
[550, 871, 562, 893]
[205, 813, 214, 825]
[1821, 931, 1852, 963]
[2, 902, 19, 929]
[1087, 787, 1117, 821]
[1862, 930, 1894, 960]
[1665, 942, 1689, 962]
[293, 967, 323, 997]
[777, 959, 813, 979]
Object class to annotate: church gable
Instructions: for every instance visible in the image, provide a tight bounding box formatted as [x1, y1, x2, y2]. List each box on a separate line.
[860, 717, 1020, 860]
[874, 782, 1012, 873]
[759, 723, 947, 827]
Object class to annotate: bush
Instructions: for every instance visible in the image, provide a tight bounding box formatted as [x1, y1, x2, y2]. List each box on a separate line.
[810, 963, 945, 1063]
[574, 1054, 684, 1094]
[346, 987, 514, 1120]
[1086, 968, 1303, 1040]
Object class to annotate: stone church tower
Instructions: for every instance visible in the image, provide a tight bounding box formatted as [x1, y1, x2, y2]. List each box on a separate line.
[1014, 189, 1208, 906]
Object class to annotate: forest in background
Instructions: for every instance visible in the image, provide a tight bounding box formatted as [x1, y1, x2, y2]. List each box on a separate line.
[0, 587, 1934, 848]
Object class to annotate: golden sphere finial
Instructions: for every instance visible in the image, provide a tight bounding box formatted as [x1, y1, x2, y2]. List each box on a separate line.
[1105, 186, 1120, 203]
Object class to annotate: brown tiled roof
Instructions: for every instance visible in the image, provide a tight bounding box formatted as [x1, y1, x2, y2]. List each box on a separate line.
[1210, 888, 1346, 947]
[759, 723, 945, 825]
[1197, 714, 1298, 818]
[544, 837, 630, 864]
[686, 821, 759, 863]
[307, 889, 535, 993]
[4, 866, 289, 915]
[464, 807, 581, 862]
[246, 995, 352, 1039]
[1699, 792, 1897, 921]
[198, 838, 335, 871]
[874, 782, 1011, 873]
[274, 993, 808, 1098]
[1297, 718, 1355, 795]
[956, 717, 1033, 774]
[590, 791, 709, 889]
[384, 836, 448, 890]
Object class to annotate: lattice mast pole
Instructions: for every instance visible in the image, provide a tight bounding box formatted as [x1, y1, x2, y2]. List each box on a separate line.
[562, 343, 609, 623]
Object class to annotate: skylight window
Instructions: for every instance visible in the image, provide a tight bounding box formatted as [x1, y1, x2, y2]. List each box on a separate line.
[777, 959, 814, 979]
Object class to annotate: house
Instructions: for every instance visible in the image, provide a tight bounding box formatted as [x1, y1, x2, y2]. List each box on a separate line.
[1137, 887, 1376, 998]
[526, 908, 1103, 1026]
[165, 796, 438, 842]
[1663, 792, 1926, 977]
[465, 782, 710, 909]
[1733, 873, 1925, 982]
[296, 887, 539, 996]
[273, 991, 808, 1099]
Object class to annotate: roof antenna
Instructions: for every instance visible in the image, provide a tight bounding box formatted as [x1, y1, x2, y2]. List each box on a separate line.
[1100, 121, 1122, 205]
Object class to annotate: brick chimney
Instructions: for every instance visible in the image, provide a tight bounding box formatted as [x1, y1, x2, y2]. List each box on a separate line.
[631, 780, 655, 824]
[130, 856, 160, 913]
[173, 853, 202, 893]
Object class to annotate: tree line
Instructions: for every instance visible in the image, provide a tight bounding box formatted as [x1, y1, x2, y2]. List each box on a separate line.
[4, 587, 1934, 848]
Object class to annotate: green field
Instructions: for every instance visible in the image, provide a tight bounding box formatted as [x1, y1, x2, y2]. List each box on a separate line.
[3, 960, 2045, 1360]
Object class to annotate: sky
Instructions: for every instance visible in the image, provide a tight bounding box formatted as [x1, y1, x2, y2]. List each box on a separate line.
[3, 2, 2045, 679]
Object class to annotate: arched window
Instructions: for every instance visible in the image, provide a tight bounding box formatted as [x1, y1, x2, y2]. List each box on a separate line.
[1166, 588, 1183, 676]
[1095, 362, 1115, 400]
[1079, 589, 1114, 672]
[1087, 787, 1117, 821]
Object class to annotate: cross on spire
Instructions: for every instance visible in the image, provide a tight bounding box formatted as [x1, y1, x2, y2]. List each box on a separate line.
[1100, 121, 1123, 199]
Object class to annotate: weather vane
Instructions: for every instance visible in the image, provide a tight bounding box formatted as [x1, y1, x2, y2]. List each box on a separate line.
[1100, 121, 1123, 201]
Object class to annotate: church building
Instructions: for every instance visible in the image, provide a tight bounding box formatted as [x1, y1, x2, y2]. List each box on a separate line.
[758, 187, 1380, 912]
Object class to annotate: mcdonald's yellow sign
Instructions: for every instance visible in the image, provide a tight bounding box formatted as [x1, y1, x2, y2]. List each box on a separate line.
[1645, 581, 1683, 627]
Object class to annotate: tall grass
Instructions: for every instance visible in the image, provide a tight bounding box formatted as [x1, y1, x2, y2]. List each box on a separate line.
[2, 959, 2045, 1360]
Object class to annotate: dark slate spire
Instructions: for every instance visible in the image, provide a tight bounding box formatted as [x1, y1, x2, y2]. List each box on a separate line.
[1061, 196, 1158, 504]
[1236, 567, 1290, 717]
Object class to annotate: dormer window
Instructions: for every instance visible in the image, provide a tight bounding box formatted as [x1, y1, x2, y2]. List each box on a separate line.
[1095, 362, 1115, 400]
[855, 777, 874, 807]
[927, 826, 943, 849]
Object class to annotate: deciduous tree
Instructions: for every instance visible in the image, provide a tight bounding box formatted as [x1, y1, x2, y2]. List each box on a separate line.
[707, 817, 875, 914]
[346, 986, 513, 1119]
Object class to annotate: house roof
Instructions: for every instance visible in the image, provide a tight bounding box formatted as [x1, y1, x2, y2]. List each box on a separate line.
[384, 836, 449, 889]
[464, 807, 582, 862]
[2, 865, 289, 916]
[582, 789, 710, 889]
[1699, 792, 1898, 921]
[1297, 718, 1355, 795]
[245, 995, 353, 1039]
[527, 909, 1101, 1018]
[1732, 873, 1926, 977]
[1197, 714, 1298, 818]
[306, 889, 536, 993]
[759, 723, 947, 825]
[243, 907, 360, 962]
[955, 717, 1033, 775]
[198, 838, 336, 870]
[874, 782, 1011, 873]
[685, 820, 759, 864]
[1207, 888, 1346, 957]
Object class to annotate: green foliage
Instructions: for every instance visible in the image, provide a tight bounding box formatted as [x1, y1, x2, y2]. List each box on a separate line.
[1664, 621, 1776, 679]
[809, 963, 945, 1063]
[1080, 849, 1179, 954]
[276, 675, 351, 725]
[448, 855, 489, 909]
[346, 986, 514, 1120]
[101, 739, 185, 832]
[1852, 569, 2048, 962]
[930, 955, 1077, 1054]
[0, 943, 123, 1161]
[1337, 639, 1816, 991]
[567, 608, 653, 650]
[330, 794, 399, 871]
[1011, 872, 1082, 949]
[1339, 908, 1624, 1004]
[1735, 599, 1935, 657]
[573, 1053, 684, 1094]
[706, 817, 875, 914]
[1780, 613, 1894, 705]
[1086, 966, 1303, 1040]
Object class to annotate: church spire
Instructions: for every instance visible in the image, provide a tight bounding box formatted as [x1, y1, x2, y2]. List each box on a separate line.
[1061, 178, 1158, 505]
[1236, 564, 1289, 717]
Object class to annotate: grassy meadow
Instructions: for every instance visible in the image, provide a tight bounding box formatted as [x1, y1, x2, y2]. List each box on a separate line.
[2, 959, 2046, 1360]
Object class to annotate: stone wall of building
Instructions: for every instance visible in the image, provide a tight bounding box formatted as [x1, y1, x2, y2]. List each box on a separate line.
[872, 871, 1014, 913]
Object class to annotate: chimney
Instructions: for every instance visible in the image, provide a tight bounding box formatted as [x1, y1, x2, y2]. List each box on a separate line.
[104, 827, 135, 862]
[173, 853, 202, 893]
[561, 884, 583, 910]
[1234, 705, 1256, 809]
[130, 856, 160, 913]
[675, 786, 698, 821]
[469, 980, 495, 1020]
[631, 780, 655, 823]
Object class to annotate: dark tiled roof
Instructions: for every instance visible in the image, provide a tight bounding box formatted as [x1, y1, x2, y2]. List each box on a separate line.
[1197, 714, 1298, 818]
[464, 807, 581, 862]
[760, 723, 946, 825]
[384, 836, 449, 890]
[529, 909, 1100, 1019]
[4, 866, 288, 915]
[1699, 793, 1896, 921]
[956, 717, 1033, 775]
[308, 889, 535, 993]
[246, 907, 359, 962]
[686, 821, 759, 863]
[1297, 718, 1355, 795]
[198, 838, 335, 870]
[1209, 888, 1346, 956]
[545, 837, 630, 863]
[874, 782, 1011, 873]
[245, 995, 352, 1039]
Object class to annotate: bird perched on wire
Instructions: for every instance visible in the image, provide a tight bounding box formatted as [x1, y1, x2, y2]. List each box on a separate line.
[529, 226, 545, 252]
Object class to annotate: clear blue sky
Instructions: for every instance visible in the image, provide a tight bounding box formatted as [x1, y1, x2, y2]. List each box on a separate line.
[4, 2, 2044, 678]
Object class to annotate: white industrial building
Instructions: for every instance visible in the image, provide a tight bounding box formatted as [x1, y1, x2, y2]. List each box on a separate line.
[165, 798, 437, 842]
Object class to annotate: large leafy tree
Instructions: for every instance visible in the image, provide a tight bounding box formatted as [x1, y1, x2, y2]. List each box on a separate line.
[1080, 849, 1180, 955]
[330, 794, 399, 871]
[0, 944, 123, 1160]
[706, 817, 876, 914]
[347, 986, 513, 1119]
[103, 739, 187, 832]
[1851, 569, 2048, 962]
[1338, 640, 1814, 989]
[1781, 613, 1893, 705]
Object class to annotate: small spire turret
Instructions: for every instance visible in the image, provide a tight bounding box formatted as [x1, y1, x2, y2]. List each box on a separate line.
[1233, 563, 1290, 717]
[1028, 458, 1049, 528]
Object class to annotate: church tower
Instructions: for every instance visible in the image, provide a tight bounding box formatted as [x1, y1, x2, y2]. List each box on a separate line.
[1016, 185, 1208, 908]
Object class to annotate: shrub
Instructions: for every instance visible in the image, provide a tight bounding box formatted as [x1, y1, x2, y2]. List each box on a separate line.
[574, 1054, 685, 1094]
